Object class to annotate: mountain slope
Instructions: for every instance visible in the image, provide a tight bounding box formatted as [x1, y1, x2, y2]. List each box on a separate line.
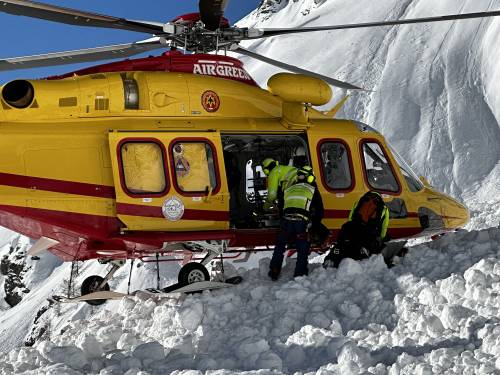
[237, 0, 500, 210]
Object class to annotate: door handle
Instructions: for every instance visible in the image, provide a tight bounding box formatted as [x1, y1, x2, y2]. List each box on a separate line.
[204, 185, 214, 203]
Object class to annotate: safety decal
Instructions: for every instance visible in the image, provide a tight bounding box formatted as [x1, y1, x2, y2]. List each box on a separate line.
[175, 157, 190, 177]
[201, 90, 220, 113]
[162, 196, 185, 221]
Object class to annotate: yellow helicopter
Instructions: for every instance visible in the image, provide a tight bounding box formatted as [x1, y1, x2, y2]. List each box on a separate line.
[0, 0, 493, 303]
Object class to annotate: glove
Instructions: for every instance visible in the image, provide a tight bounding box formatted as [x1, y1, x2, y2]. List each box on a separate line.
[323, 246, 341, 269]
[262, 202, 277, 211]
[371, 238, 384, 254]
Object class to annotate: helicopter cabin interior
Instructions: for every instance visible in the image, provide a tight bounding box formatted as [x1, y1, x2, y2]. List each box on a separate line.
[221, 134, 310, 229]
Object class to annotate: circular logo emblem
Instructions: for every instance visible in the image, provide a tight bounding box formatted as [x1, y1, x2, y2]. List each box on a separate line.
[162, 196, 184, 221]
[201, 90, 220, 113]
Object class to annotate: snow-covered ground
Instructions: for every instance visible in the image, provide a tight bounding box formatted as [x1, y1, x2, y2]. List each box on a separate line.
[1, 226, 500, 374]
[1, 0, 500, 373]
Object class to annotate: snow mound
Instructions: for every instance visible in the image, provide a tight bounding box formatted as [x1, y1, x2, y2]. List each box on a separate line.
[1, 226, 500, 374]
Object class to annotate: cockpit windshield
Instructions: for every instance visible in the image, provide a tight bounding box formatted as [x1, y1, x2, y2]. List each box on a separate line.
[388, 145, 424, 192]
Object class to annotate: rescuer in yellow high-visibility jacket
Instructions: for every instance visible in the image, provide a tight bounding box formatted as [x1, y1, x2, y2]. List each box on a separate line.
[261, 158, 296, 211]
[269, 166, 320, 280]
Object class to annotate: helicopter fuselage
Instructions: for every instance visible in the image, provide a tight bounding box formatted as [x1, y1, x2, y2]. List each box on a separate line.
[0, 69, 468, 262]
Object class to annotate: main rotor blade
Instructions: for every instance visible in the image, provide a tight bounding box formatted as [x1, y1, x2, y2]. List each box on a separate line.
[0, 39, 165, 72]
[233, 46, 363, 90]
[247, 9, 500, 39]
[199, 0, 229, 30]
[0, 0, 164, 34]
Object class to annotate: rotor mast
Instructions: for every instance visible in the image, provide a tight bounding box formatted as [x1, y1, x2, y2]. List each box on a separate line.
[0, 0, 500, 91]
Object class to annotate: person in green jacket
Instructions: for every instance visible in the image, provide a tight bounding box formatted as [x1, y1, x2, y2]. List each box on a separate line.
[323, 191, 389, 268]
[261, 158, 297, 211]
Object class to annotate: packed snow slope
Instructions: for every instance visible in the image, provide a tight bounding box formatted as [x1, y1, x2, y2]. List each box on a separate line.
[1, 227, 500, 374]
[236, 0, 500, 227]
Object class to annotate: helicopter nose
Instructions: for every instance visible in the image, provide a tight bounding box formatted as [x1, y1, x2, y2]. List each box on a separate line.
[442, 196, 469, 228]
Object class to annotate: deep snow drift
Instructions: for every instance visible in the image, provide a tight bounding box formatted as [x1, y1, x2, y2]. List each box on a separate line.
[1, 226, 500, 374]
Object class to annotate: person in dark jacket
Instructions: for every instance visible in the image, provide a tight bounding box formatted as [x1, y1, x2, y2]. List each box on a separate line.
[323, 191, 389, 268]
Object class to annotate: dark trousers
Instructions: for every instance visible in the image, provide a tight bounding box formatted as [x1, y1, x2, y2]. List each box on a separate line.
[270, 218, 310, 277]
[326, 220, 382, 266]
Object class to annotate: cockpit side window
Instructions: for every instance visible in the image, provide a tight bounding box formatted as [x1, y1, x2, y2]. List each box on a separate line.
[361, 141, 400, 193]
[318, 140, 354, 191]
[388, 145, 424, 192]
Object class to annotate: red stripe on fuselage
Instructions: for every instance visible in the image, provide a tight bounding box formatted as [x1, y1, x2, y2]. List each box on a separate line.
[0, 203, 426, 261]
[324, 209, 420, 219]
[0, 172, 115, 199]
[116, 202, 229, 221]
[0, 204, 118, 238]
[324, 209, 351, 219]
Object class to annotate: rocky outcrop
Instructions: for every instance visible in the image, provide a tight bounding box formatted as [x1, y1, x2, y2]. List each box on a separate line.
[0, 242, 30, 307]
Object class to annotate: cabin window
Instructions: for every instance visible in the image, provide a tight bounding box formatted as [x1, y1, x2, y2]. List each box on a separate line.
[362, 141, 400, 193]
[120, 141, 167, 194]
[319, 141, 353, 191]
[171, 141, 218, 194]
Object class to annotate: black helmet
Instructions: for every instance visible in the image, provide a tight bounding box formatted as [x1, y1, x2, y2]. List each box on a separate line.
[297, 166, 315, 184]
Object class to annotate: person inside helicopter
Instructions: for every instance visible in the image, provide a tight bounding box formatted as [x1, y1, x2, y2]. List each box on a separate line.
[323, 190, 389, 268]
[363, 143, 399, 192]
[261, 157, 296, 214]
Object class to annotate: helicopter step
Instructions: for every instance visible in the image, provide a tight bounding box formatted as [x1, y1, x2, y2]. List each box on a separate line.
[50, 281, 235, 303]
[50, 290, 127, 303]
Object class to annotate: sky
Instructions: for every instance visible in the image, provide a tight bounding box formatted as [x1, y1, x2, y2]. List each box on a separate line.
[0, 0, 261, 83]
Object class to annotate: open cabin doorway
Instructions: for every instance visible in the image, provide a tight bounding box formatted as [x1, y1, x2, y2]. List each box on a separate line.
[221, 134, 310, 229]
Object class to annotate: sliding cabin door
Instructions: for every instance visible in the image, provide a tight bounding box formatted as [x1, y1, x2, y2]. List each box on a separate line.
[109, 132, 229, 232]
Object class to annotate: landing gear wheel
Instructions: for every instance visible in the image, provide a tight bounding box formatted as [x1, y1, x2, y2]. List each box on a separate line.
[81, 275, 110, 306]
[178, 262, 210, 285]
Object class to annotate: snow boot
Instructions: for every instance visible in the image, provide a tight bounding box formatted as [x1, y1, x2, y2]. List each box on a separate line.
[268, 267, 281, 281]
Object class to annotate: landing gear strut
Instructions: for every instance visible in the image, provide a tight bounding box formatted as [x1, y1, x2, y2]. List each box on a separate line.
[81, 276, 110, 306]
[53, 240, 236, 303]
[178, 240, 226, 285]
